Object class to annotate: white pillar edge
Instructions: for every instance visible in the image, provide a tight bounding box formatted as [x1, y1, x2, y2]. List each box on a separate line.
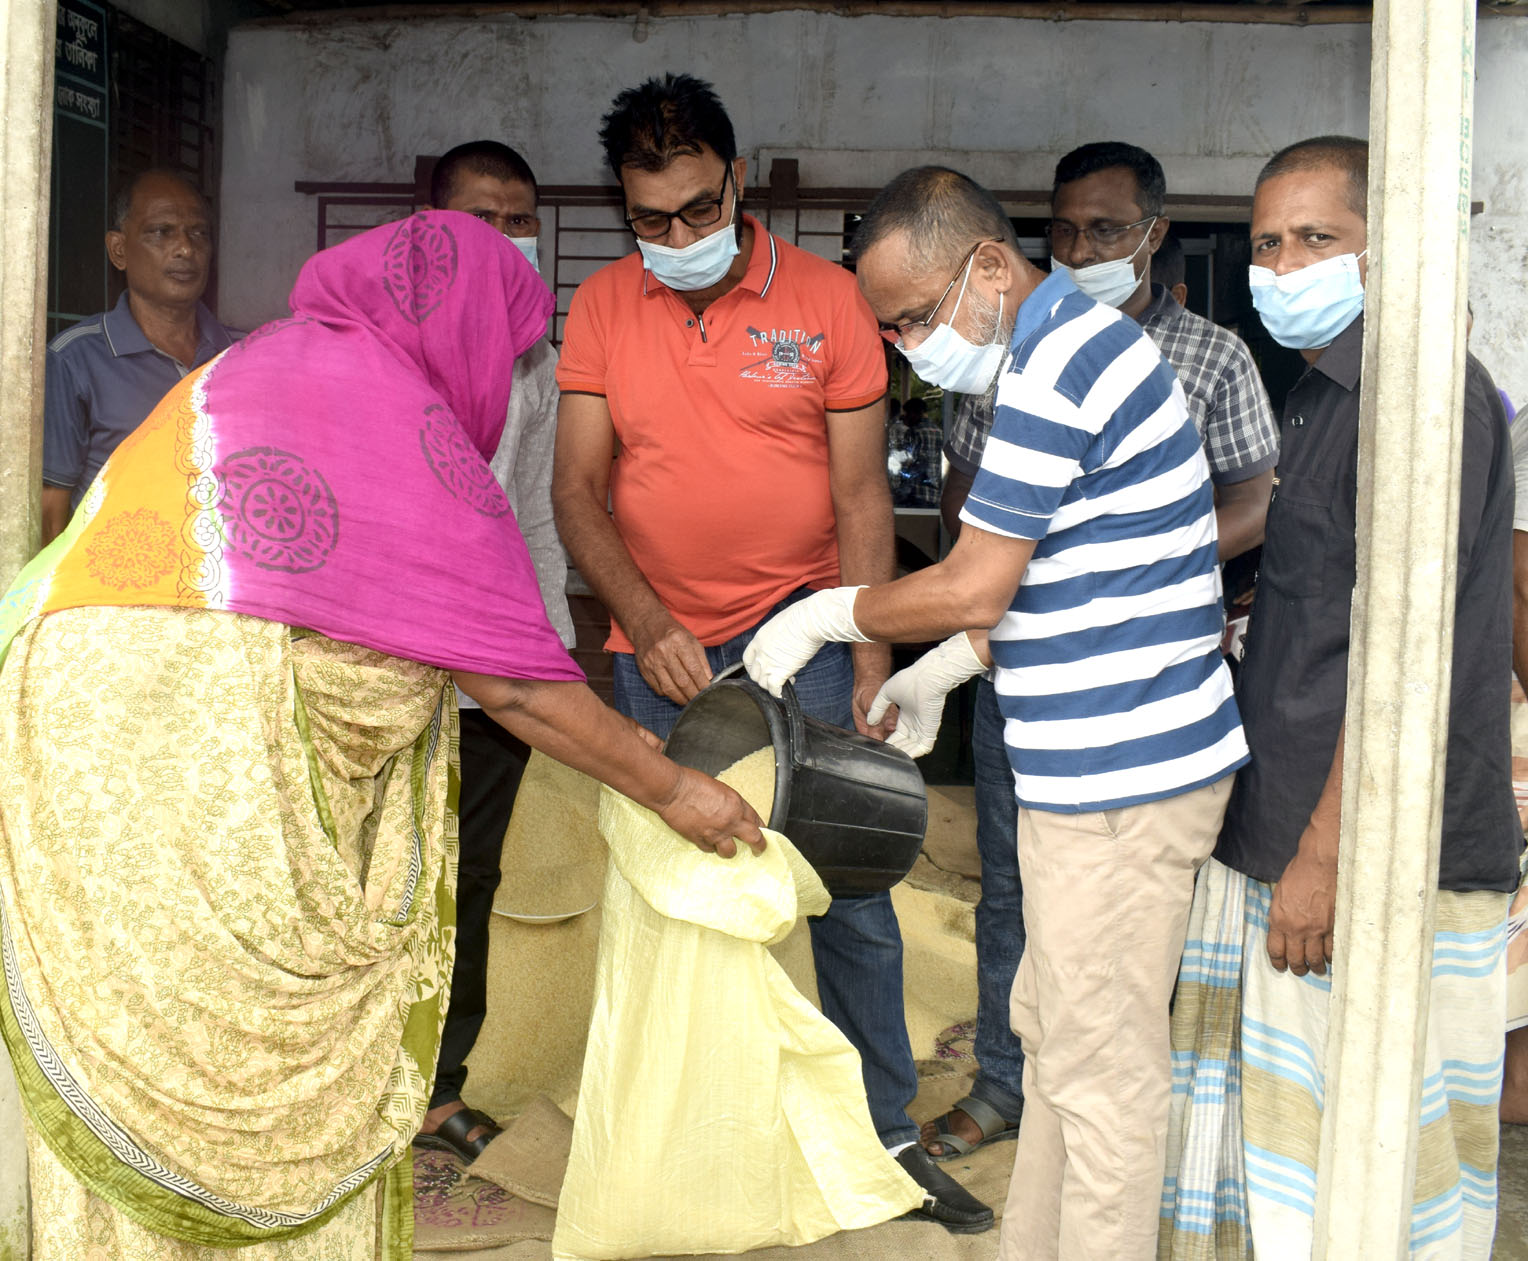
[0, 0, 53, 588]
[0, 2, 54, 1257]
[1312, 2, 1475, 1257]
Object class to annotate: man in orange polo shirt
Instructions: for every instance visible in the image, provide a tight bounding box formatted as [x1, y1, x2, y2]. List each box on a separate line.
[553, 73, 992, 1233]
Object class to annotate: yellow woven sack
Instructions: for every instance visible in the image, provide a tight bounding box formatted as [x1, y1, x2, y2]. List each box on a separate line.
[551, 758, 922, 1259]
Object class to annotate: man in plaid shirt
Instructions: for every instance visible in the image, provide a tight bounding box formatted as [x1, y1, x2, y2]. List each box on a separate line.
[923, 141, 1277, 1166]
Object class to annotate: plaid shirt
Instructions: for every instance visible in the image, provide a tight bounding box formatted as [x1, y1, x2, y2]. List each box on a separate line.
[947, 283, 1278, 485]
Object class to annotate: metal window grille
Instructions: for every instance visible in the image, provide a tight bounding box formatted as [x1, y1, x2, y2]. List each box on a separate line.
[105, 7, 217, 306]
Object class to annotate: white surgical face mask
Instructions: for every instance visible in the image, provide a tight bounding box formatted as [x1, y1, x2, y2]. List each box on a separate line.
[1248, 250, 1367, 350]
[899, 258, 1008, 395]
[507, 233, 540, 272]
[1050, 224, 1154, 309]
[636, 196, 740, 292]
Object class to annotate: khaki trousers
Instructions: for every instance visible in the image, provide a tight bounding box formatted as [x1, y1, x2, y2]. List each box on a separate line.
[996, 775, 1233, 1261]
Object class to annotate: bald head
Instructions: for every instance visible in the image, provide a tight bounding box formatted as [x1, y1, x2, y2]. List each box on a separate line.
[852, 166, 1020, 277]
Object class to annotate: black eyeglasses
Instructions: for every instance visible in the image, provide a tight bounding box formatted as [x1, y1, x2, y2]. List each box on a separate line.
[625, 166, 735, 241]
[1044, 216, 1156, 251]
[879, 239, 996, 346]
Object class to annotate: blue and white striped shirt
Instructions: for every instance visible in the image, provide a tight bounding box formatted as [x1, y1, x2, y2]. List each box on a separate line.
[961, 270, 1248, 813]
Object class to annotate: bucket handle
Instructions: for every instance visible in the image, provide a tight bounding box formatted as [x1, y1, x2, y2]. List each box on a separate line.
[710, 661, 803, 722]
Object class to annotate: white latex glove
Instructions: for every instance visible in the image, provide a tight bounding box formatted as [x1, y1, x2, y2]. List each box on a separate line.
[743, 587, 870, 697]
[866, 632, 988, 758]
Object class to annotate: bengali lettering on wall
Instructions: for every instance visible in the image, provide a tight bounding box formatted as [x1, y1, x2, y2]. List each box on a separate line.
[55, 0, 106, 124]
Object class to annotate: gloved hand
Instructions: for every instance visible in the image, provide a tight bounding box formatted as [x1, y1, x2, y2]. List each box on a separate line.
[743, 587, 870, 697]
[866, 632, 988, 758]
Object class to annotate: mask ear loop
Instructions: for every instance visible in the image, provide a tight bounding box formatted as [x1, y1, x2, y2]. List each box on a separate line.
[1126, 217, 1158, 265]
[724, 164, 741, 237]
[946, 248, 979, 327]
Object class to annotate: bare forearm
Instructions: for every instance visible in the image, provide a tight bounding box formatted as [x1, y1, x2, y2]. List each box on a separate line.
[853, 528, 1033, 643]
[455, 673, 680, 810]
[1268, 722, 1343, 973]
[40, 486, 71, 548]
[832, 478, 896, 678]
[940, 466, 974, 541]
[1213, 471, 1273, 562]
[1301, 724, 1345, 864]
[1214, 499, 1264, 561]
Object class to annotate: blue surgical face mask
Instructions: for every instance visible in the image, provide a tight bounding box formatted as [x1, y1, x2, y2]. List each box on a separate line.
[899, 258, 1008, 395]
[1248, 250, 1367, 350]
[636, 197, 740, 292]
[507, 233, 540, 272]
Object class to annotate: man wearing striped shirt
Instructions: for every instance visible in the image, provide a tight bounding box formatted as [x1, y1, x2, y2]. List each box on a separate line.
[927, 143, 1278, 1171]
[744, 165, 1248, 1260]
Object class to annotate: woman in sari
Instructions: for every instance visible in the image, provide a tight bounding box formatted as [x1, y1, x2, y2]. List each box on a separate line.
[0, 210, 760, 1259]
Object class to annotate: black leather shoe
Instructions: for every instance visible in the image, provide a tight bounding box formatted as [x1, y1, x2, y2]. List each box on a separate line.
[895, 1144, 996, 1234]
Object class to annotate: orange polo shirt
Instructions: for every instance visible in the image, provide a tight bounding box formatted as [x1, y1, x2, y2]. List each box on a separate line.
[557, 216, 887, 651]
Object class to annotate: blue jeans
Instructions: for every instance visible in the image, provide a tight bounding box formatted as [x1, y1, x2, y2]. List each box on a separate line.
[969, 675, 1027, 1123]
[612, 592, 920, 1147]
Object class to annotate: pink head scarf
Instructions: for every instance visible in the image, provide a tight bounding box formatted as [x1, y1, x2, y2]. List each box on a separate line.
[192, 210, 581, 681]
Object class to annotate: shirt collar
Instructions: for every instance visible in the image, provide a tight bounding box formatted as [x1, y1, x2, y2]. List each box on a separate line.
[1309, 311, 1365, 392]
[639, 213, 777, 300]
[1138, 282, 1176, 324]
[101, 290, 231, 360]
[1012, 267, 1079, 346]
[101, 291, 150, 357]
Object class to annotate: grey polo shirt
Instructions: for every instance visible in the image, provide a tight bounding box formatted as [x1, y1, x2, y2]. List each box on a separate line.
[1216, 314, 1522, 893]
[43, 292, 237, 506]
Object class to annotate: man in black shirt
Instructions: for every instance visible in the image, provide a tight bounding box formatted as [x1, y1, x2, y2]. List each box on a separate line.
[1160, 135, 1522, 1258]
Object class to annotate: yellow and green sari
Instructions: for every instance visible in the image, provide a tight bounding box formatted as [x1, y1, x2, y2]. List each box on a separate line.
[0, 210, 579, 1257]
[0, 605, 456, 1257]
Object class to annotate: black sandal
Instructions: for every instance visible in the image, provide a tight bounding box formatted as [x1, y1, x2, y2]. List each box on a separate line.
[921, 1095, 1021, 1163]
[412, 1105, 502, 1162]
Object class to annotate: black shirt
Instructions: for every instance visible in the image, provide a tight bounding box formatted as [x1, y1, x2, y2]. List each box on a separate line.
[1215, 315, 1523, 892]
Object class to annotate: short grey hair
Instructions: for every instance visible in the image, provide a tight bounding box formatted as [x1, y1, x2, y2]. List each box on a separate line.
[110, 168, 209, 232]
[851, 166, 1019, 275]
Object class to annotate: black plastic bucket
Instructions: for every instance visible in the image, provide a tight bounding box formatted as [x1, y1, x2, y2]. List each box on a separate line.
[663, 667, 927, 897]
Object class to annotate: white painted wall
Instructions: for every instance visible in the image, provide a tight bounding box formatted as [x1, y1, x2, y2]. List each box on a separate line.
[1472, 17, 1528, 404]
[220, 10, 1527, 394]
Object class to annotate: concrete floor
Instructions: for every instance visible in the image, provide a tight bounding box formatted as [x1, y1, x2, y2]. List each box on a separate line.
[1500, 1121, 1528, 1258]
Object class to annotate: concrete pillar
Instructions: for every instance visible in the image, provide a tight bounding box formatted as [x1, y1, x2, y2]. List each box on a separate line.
[0, 5, 52, 1256]
[0, 1060, 24, 1258]
[1312, 2, 1476, 1257]
[0, 0, 52, 590]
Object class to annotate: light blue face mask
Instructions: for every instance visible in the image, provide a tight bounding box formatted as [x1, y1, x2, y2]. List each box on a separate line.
[507, 233, 540, 272]
[1248, 250, 1367, 350]
[900, 298, 1008, 395]
[1050, 220, 1156, 309]
[636, 197, 740, 292]
[899, 256, 1007, 395]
